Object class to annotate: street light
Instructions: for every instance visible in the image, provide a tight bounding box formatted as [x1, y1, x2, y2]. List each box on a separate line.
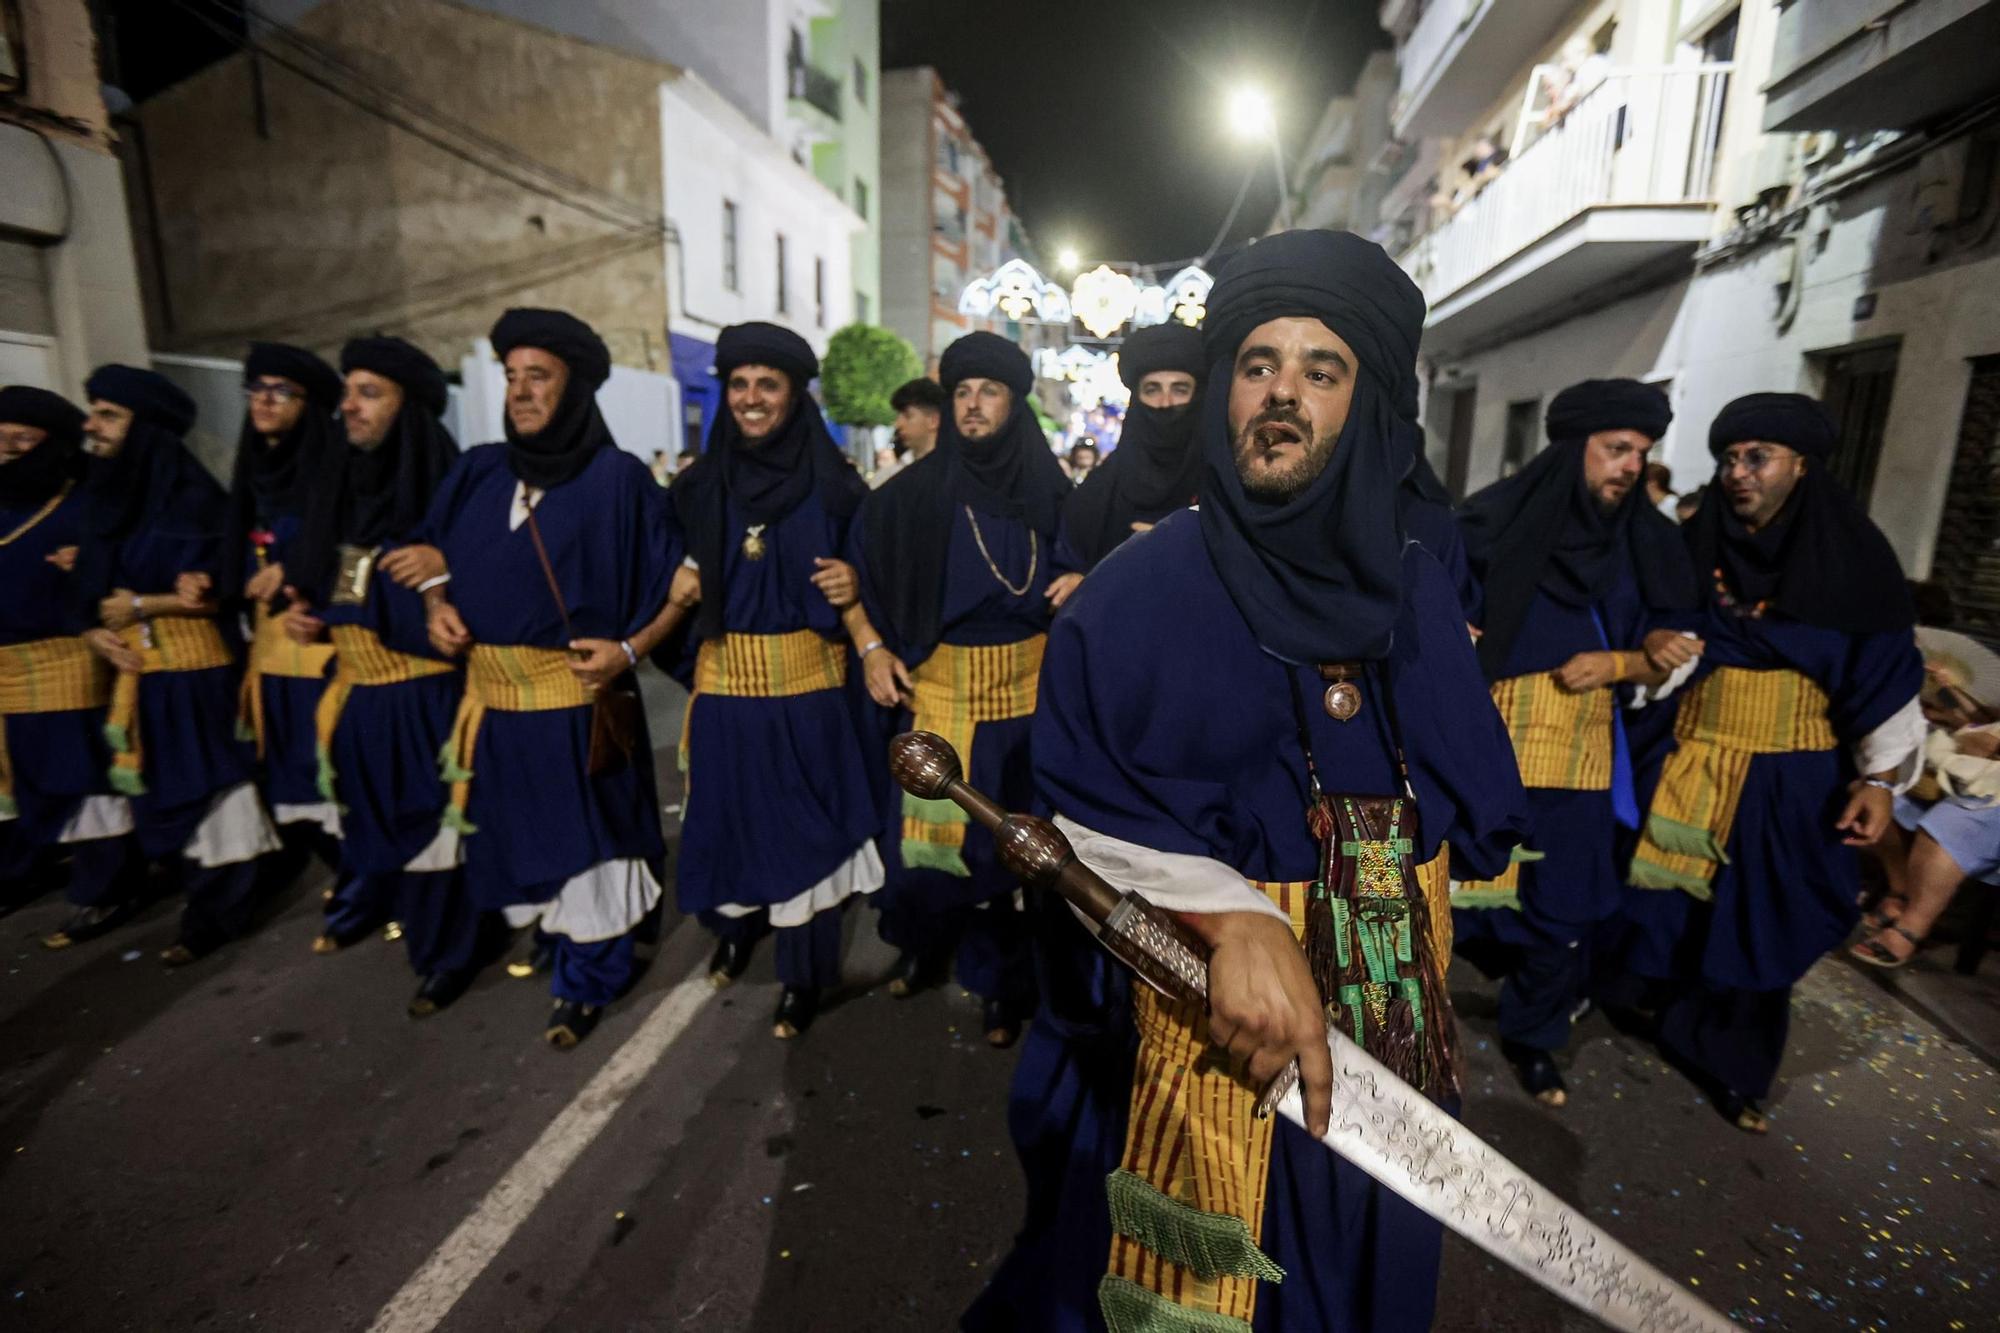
[1227, 83, 1292, 230]
[1057, 246, 1080, 272]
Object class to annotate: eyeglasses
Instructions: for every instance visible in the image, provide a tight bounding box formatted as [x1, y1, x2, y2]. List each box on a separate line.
[243, 381, 304, 404]
[1717, 446, 1794, 476]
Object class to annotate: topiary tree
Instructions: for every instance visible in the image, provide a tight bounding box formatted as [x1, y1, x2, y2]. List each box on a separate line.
[820, 322, 923, 429]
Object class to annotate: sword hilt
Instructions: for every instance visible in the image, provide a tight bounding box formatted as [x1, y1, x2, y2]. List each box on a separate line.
[889, 730, 1300, 1117]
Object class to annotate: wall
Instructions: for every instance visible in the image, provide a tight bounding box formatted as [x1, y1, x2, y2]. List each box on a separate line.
[878, 67, 937, 365]
[133, 0, 669, 373]
[805, 0, 880, 324]
[1429, 153, 2000, 576]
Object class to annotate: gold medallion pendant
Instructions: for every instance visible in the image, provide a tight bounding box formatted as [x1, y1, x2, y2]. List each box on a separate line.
[742, 525, 768, 560]
[1319, 663, 1362, 721]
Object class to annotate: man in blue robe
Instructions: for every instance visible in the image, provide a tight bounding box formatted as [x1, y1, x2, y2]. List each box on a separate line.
[966, 229, 1528, 1332]
[73, 366, 281, 965]
[1451, 379, 1699, 1106]
[846, 330, 1072, 1048]
[669, 322, 882, 1038]
[1617, 392, 1924, 1132]
[417, 309, 680, 1048]
[0, 388, 134, 934]
[278, 335, 478, 1014]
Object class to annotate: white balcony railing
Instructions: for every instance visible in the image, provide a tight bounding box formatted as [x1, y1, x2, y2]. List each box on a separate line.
[1401, 64, 1733, 307]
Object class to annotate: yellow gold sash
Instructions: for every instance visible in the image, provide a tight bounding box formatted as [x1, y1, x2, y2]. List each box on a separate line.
[1489, 671, 1615, 790]
[900, 636, 1044, 875]
[104, 618, 234, 796]
[1104, 853, 1451, 1331]
[311, 625, 458, 801]
[236, 603, 336, 758]
[439, 644, 590, 833]
[678, 629, 849, 784]
[0, 636, 113, 815]
[1629, 667, 1837, 898]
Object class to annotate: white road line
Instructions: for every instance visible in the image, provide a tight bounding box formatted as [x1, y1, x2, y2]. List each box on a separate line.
[366, 964, 716, 1333]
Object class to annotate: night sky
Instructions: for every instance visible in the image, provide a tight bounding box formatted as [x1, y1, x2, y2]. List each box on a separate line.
[882, 0, 1387, 266]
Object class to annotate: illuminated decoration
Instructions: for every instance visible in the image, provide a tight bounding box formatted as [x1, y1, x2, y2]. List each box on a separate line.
[1159, 265, 1214, 327]
[1070, 265, 1142, 340]
[958, 258, 1071, 324]
[1033, 345, 1129, 412]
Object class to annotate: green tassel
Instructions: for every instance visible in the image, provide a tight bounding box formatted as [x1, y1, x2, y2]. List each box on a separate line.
[234, 718, 255, 743]
[1104, 1169, 1285, 1284]
[440, 804, 478, 836]
[1643, 813, 1729, 863]
[315, 746, 339, 803]
[103, 722, 129, 751]
[1098, 1276, 1256, 1333]
[1509, 846, 1547, 863]
[107, 766, 147, 797]
[0, 794, 16, 819]
[1629, 857, 1715, 901]
[1450, 887, 1522, 911]
[1330, 898, 1352, 969]
[899, 839, 970, 877]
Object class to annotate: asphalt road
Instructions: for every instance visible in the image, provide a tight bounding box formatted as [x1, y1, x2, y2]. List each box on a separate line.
[3, 674, 1997, 1331]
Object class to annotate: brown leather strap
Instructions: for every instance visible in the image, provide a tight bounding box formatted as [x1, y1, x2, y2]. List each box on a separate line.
[520, 492, 575, 644]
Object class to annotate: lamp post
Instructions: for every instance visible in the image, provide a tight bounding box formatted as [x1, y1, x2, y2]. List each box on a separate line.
[1227, 84, 1292, 230]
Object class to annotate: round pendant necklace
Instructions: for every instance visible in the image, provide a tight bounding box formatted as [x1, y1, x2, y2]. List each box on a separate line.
[742, 524, 768, 560]
[1319, 662, 1362, 721]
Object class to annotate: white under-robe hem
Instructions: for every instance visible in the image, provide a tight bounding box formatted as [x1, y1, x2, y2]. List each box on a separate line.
[1854, 694, 1926, 794]
[503, 856, 663, 943]
[1053, 815, 1286, 929]
[713, 840, 885, 928]
[272, 801, 342, 837]
[58, 795, 135, 842]
[403, 823, 463, 872]
[183, 782, 283, 868]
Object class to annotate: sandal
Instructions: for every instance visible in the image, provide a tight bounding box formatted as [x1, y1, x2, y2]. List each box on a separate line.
[1851, 922, 1923, 969]
[1860, 893, 1907, 932]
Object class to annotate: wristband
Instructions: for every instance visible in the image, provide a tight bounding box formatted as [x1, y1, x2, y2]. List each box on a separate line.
[132, 593, 145, 619]
[1862, 777, 1896, 793]
[620, 639, 638, 667]
[416, 573, 452, 594]
[858, 640, 884, 658]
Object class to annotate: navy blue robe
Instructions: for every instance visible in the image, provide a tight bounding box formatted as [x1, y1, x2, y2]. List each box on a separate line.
[970, 511, 1527, 1332]
[242, 514, 332, 811]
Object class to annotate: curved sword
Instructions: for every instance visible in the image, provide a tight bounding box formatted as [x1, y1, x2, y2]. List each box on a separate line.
[890, 730, 1736, 1333]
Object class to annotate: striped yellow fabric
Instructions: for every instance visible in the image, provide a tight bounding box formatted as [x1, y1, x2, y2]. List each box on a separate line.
[1630, 667, 1837, 898]
[0, 636, 112, 816]
[104, 617, 234, 795]
[312, 625, 458, 801]
[439, 644, 591, 833]
[900, 636, 1045, 875]
[237, 603, 337, 758]
[693, 630, 846, 699]
[1106, 852, 1452, 1328]
[1489, 671, 1615, 791]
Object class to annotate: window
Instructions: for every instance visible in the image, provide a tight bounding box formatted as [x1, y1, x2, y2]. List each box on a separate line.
[1934, 356, 2000, 644]
[721, 200, 739, 291]
[853, 57, 868, 106]
[854, 177, 869, 221]
[1502, 397, 1541, 477]
[1699, 8, 1739, 62]
[856, 290, 871, 324]
[1442, 383, 1478, 498]
[814, 257, 827, 328]
[1816, 341, 1901, 507]
[776, 233, 789, 312]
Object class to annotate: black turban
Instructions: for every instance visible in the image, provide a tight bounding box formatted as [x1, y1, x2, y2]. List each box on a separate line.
[855, 329, 1070, 664]
[244, 342, 342, 410]
[1460, 375, 1696, 678]
[1194, 229, 1428, 663]
[291, 339, 461, 607]
[1202, 228, 1427, 423]
[670, 321, 864, 644]
[488, 307, 615, 489]
[1686, 391, 1909, 633]
[1546, 378, 1673, 444]
[341, 335, 449, 418]
[1064, 324, 1209, 571]
[85, 364, 197, 435]
[939, 330, 1035, 398]
[491, 307, 611, 390]
[1708, 391, 1837, 460]
[715, 321, 818, 389]
[0, 386, 86, 508]
[1118, 323, 1205, 392]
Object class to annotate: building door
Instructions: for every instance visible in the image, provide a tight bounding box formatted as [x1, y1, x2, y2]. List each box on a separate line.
[1934, 356, 2000, 646]
[1502, 396, 1542, 478]
[1443, 383, 1478, 499]
[1817, 341, 1900, 507]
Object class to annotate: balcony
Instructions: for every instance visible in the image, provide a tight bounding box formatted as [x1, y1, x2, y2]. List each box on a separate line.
[1399, 65, 1730, 355]
[1763, 0, 2000, 132]
[1393, 0, 1575, 140]
[786, 59, 842, 136]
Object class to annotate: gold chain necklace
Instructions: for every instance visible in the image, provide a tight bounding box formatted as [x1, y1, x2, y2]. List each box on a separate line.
[0, 481, 73, 548]
[964, 504, 1037, 597]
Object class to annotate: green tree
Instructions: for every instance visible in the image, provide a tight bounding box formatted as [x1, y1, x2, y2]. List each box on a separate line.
[820, 323, 922, 428]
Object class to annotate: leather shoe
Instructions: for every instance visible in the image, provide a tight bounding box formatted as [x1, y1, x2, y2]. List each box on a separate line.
[506, 937, 557, 979]
[1503, 1040, 1568, 1107]
[41, 902, 133, 950]
[773, 986, 820, 1039]
[1714, 1087, 1769, 1134]
[708, 937, 752, 989]
[159, 942, 202, 968]
[408, 970, 472, 1018]
[545, 999, 601, 1049]
[886, 951, 944, 999]
[982, 998, 1022, 1049]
